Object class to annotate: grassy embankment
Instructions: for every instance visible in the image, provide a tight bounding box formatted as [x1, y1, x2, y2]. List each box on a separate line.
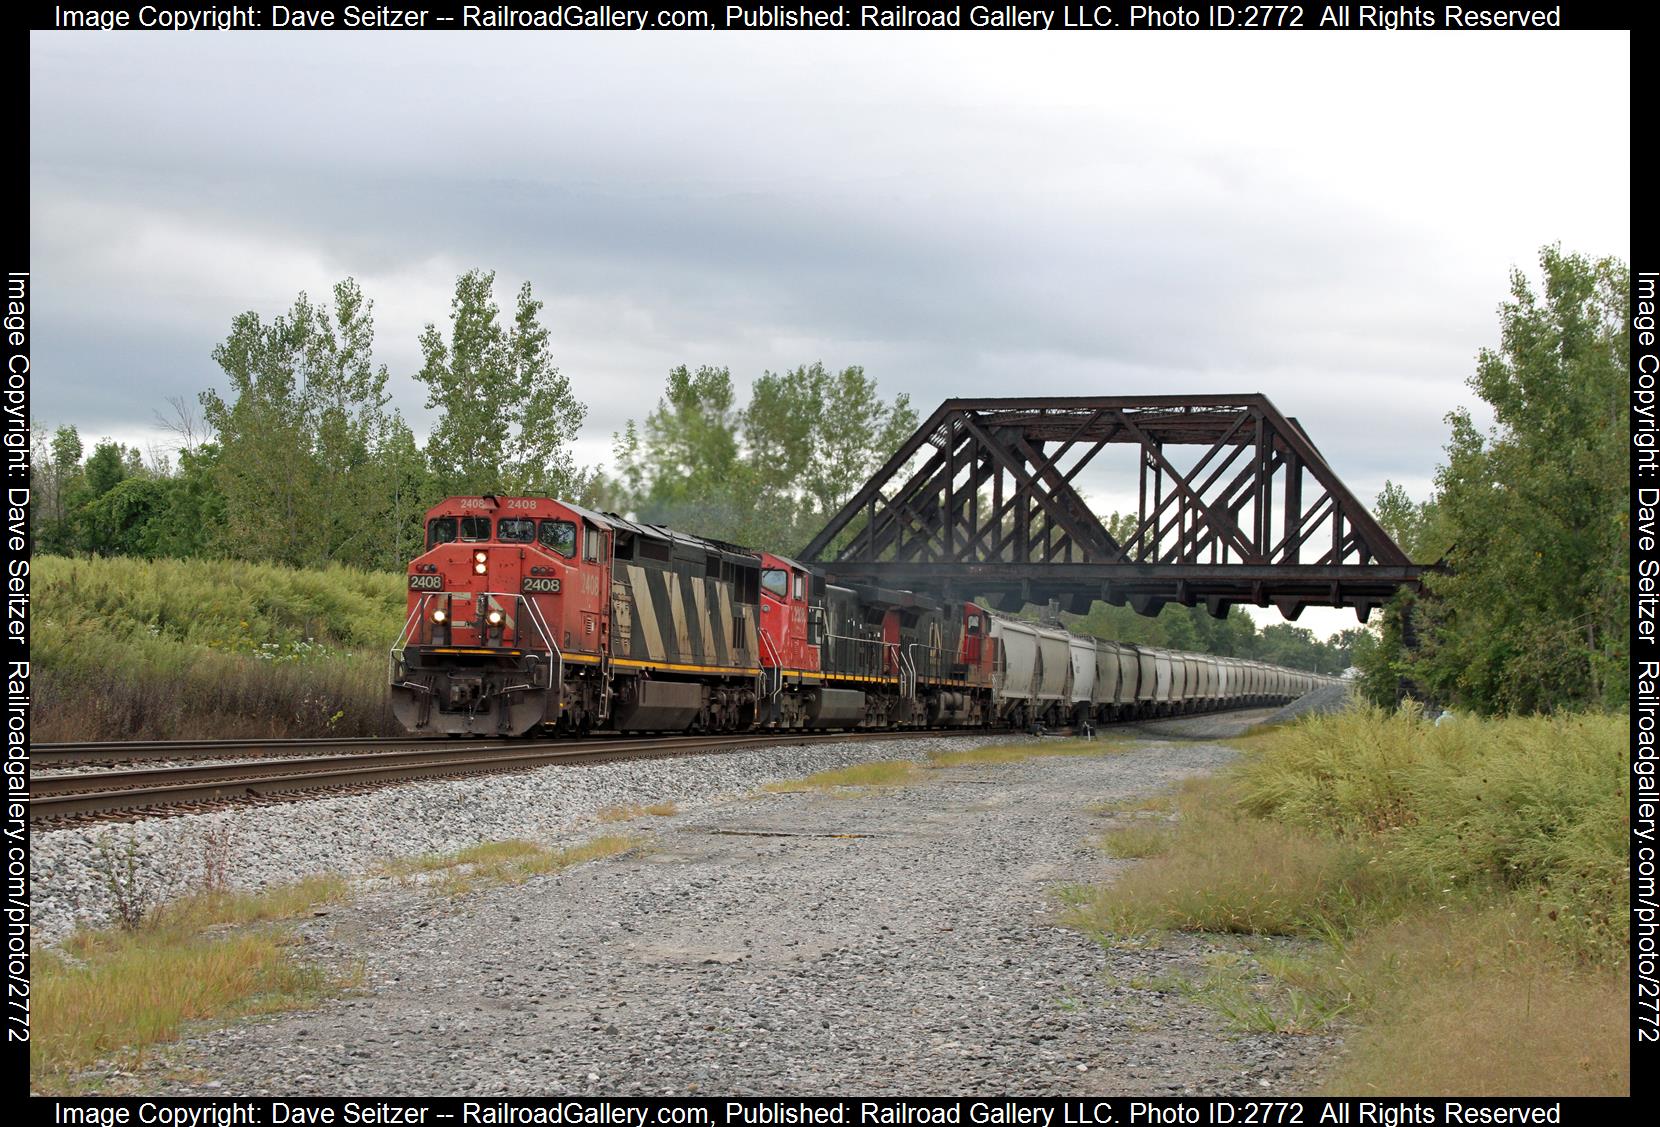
[34, 555, 407, 740]
[1066, 706, 1629, 1095]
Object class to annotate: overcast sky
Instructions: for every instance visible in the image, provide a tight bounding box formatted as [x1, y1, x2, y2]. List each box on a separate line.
[29, 30, 1630, 635]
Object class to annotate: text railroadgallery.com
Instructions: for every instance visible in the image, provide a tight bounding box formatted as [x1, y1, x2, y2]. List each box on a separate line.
[39, 1098, 1600, 1125]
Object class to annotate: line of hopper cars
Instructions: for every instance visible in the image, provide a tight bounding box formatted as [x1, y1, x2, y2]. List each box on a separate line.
[390, 495, 1337, 737]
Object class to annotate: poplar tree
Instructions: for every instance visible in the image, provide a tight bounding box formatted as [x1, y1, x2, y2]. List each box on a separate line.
[415, 270, 585, 498]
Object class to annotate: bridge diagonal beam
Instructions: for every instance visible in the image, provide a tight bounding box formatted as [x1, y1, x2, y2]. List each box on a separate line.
[1128, 424, 1256, 564]
[1112, 411, 1262, 563]
[956, 414, 1122, 563]
[805, 401, 958, 562]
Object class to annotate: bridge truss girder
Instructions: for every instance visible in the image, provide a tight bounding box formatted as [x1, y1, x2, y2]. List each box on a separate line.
[798, 395, 1423, 622]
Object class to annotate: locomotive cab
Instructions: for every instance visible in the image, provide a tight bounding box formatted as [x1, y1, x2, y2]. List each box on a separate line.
[391, 496, 609, 736]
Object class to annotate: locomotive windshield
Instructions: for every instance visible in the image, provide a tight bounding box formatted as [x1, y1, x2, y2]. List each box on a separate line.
[498, 518, 535, 542]
[761, 568, 788, 598]
[425, 514, 495, 549]
[539, 519, 577, 557]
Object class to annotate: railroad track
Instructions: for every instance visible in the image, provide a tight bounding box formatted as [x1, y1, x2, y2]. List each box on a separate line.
[33, 735, 483, 766]
[29, 729, 989, 823]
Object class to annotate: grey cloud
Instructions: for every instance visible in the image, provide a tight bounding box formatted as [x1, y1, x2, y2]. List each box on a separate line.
[29, 31, 1628, 517]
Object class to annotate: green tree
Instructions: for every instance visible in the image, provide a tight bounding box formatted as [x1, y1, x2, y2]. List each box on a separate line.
[73, 440, 140, 554]
[616, 365, 740, 516]
[202, 279, 413, 568]
[416, 270, 585, 498]
[614, 362, 918, 549]
[32, 425, 84, 553]
[1361, 247, 1629, 714]
[799, 364, 918, 518]
[374, 414, 435, 571]
[203, 295, 335, 565]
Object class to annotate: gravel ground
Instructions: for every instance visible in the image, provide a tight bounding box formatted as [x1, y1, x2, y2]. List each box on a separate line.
[33, 704, 1356, 1097]
[32, 732, 1040, 945]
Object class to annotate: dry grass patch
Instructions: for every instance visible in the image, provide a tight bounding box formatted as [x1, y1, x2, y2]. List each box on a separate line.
[1087, 794, 1174, 816]
[1325, 906, 1629, 1095]
[1060, 708, 1630, 1094]
[596, 801, 678, 822]
[147, 875, 349, 930]
[381, 835, 642, 896]
[763, 760, 921, 793]
[32, 877, 356, 1094]
[926, 740, 1124, 768]
[1097, 824, 1174, 859]
[1064, 775, 1406, 941]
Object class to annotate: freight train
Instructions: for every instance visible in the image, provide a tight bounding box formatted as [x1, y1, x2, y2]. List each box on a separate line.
[389, 496, 1337, 737]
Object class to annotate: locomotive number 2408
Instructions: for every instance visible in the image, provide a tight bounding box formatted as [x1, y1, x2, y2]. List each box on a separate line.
[522, 577, 562, 594]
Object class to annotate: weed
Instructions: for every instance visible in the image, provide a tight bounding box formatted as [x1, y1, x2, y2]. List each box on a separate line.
[92, 835, 154, 930]
[195, 823, 237, 894]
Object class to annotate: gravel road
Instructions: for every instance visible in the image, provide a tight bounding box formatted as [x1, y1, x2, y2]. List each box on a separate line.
[87, 707, 1339, 1097]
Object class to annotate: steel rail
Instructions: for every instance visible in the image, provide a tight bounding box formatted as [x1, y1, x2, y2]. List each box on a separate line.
[33, 735, 501, 766]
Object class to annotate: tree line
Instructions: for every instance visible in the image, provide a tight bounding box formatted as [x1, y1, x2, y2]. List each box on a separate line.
[38, 247, 1620, 701]
[29, 271, 921, 574]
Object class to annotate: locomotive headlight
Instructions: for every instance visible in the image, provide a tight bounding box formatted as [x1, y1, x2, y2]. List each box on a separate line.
[486, 609, 504, 626]
[431, 608, 447, 624]
[474, 550, 488, 564]
[474, 562, 488, 574]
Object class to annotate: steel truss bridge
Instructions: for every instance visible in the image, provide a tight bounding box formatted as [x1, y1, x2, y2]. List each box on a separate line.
[799, 395, 1424, 622]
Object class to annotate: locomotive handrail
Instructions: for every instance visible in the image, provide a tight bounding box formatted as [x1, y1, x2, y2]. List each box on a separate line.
[390, 595, 428, 660]
[472, 591, 558, 693]
[823, 630, 897, 681]
[757, 630, 783, 702]
[904, 642, 960, 689]
[392, 590, 560, 694]
[512, 593, 561, 694]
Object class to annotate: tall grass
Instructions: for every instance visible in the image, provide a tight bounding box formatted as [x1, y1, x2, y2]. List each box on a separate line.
[1065, 707, 1630, 1094]
[33, 555, 407, 739]
[1232, 706, 1629, 959]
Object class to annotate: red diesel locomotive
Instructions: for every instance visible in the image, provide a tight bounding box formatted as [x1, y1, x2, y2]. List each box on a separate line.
[389, 495, 996, 737]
